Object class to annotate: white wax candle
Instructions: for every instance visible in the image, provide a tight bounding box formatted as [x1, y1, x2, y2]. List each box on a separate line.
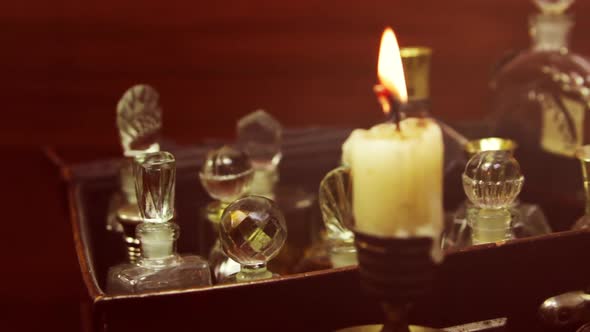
[344, 118, 444, 242]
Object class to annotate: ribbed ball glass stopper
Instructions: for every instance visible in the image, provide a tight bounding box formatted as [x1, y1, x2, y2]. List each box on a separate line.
[462, 150, 524, 209]
[199, 146, 255, 203]
[219, 196, 287, 270]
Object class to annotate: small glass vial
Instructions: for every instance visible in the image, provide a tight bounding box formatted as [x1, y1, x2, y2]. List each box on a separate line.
[107, 152, 211, 293]
[218, 196, 287, 283]
[236, 110, 282, 199]
[462, 151, 525, 245]
[443, 140, 551, 249]
[107, 222, 211, 293]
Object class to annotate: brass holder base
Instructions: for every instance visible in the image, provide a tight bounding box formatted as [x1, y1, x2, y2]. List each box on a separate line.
[353, 231, 438, 332]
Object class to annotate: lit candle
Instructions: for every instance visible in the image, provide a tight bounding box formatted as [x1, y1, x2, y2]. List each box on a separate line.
[343, 28, 444, 247]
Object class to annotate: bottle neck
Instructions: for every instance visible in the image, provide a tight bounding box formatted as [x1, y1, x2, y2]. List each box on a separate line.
[529, 13, 572, 51]
[469, 208, 512, 245]
[236, 263, 272, 282]
[137, 222, 180, 266]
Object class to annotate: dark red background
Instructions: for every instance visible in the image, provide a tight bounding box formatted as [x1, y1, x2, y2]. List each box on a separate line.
[4, 0, 590, 330]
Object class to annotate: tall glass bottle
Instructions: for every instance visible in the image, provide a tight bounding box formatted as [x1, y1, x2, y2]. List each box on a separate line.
[107, 152, 211, 293]
[490, 0, 590, 196]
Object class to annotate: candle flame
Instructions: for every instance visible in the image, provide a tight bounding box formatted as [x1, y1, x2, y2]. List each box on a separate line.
[377, 27, 408, 106]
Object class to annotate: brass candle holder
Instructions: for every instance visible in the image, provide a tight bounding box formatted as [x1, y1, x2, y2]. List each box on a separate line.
[353, 231, 439, 332]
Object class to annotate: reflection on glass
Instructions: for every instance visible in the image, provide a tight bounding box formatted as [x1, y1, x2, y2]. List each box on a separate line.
[218, 196, 287, 283]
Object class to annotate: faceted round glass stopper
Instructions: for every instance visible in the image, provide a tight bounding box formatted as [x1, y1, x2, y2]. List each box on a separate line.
[199, 146, 255, 203]
[462, 150, 524, 209]
[219, 196, 287, 267]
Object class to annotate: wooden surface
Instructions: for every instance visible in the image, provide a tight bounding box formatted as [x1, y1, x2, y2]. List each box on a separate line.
[3, 1, 590, 331]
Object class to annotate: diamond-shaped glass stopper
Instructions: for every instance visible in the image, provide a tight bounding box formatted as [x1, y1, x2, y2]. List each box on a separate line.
[117, 84, 162, 157]
[134, 151, 176, 223]
[237, 110, 282, 170]
[218, 196, 287, 281]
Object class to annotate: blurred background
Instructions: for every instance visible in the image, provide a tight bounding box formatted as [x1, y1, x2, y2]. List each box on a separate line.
[3, 0, 590, 331]
[6, 0, 590, 150]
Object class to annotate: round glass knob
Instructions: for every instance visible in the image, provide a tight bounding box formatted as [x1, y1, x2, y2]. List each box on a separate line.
[462, 150, 524, 209]
[218, 196, 287, 280]
[199, 146, 255, 203]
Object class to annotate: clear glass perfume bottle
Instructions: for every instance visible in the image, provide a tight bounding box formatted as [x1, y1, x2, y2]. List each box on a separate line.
[108, 222, 212, 293]
[237, 110, 282, 199]
[218, 196, 287, 283]
[450, 151, 525, 246]
[199, 146, 254, 282]
[107, 152, 211, 293]
[443, 138, 551, 249]
[490, 0, 590, 196]
[107, 85, 163, 262]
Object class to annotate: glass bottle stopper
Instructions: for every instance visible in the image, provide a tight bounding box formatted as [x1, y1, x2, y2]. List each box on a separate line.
[318, 166, 357, 267]
[117, 84, 162, 203]
[134, 151, 176, 223]
[463, 150, 524, 244]
[136, 222, 180, 266]
[218, 196, 287, 282]
[236, 110, 282, 198]
[199, 146, 255, 223]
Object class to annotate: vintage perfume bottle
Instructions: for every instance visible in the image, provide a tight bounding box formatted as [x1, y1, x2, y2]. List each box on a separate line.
[107, 84, 163, 262]
[443, 138, 551, 249]
[490, 0, 590, 196]
[236, 110, 281, 199]
[108, 222, 212, 293]
[107, 152, 211, 293]
[448, 151, 525, 246]
[199, 146, 255, 281]
[218, 196, 287, 283]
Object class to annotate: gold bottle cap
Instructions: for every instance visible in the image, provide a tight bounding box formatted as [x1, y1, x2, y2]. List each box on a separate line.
[464, 137, 518, 159]
[401, 47, 432, 101]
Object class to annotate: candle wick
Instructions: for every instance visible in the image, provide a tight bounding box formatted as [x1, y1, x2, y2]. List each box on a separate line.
[373, 84, 403, 131]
